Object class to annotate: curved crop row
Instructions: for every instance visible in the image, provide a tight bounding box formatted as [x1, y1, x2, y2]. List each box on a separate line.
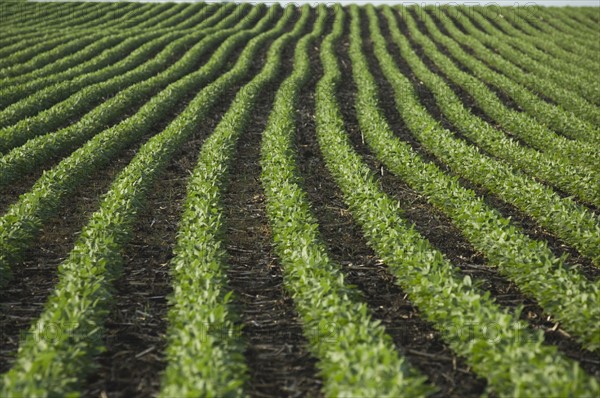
[0, 6, 241, 128]
[0, 6, 264, 189]
[548, 7, 598, 36]
[512, 7, 599, 72]
[537, 7, 600, 51]
[259, 6, 432, 397]
[0, 4, 141, 64]
[0, 4, 237, 111]
[312, 5, 598, 396]
[382, 7, 600, 266]
[0, 33, 109, 79]
[0, 4, 222, 86]
[0, 34, 87, 71]
[35, 2, 135, 32]
[0, 32, 161, 109]
[390, 8, 600, 201]
[136, 3, 189, 29]
[160, 6, 311, 396]
[0, 32, 180, 125]
[0, 4, 219, 60]
[1, 31, 146, 89]
[0, 32, 179, 146]
[0, 5, 273, 289]
[0, 2, 95, 33]
[56, 2, 142, 30]
[0, 2, 71, 26]
[50, 3, 151, 32]
[174, 3, 224, 30]
[557, 8, 599, 36]
[474, 6, 598, 79]
[0, 14, 244, 151]
[150, 3, 204, 30]
[0, 3, 178, 61]
[469, 8, 598, 105]
[408, 8, 600, 162]
[0, 6, 292, 396]
[10, 3, 153, 34]
[113, 3, 178, 30]
[0, 29, 82, 60]
[0, 4, 245, 134]
[419, 7, 600, 143]
[356, 4, 600, 351]
[514, 13, 600, 73]
[443, 7, 600, 128]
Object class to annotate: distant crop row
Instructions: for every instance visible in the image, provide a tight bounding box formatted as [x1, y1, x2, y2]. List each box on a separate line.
[0, 2, 598, 397]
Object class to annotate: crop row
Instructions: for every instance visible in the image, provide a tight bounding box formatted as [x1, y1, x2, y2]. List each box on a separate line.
[0, 5, 256, 154]
[311, 4, 597, 396]
[161, 7, 314, 395]
[393, 9, 600, 199]
[260, 5, 432, 397]
[0, 4, 273, 288]
[0, 5, 265, 191]
[414, 7, 598, 148]
[0, 4, 233, 99]
[0, 3, 133, 62]
[466, 7, 599, 106]
[2, 2, 111, 31]
[0, 4, 215, 90]
[442, 8, 600, 129]
[360, 4, 600, 351]
[374, 8, 600, 265]
[0, 2, 89, 27]
[534, 7, 600, 54]
[509, 7, 599, 72]
[0, 4, 235, 90]
[0, 4, 246, 132]
[3, 2, 161, 35]
[0, 5, 294, 395]
[382, 7, 600, 207]
[0, 3, 223, 63]
[0, 3, 597, 396]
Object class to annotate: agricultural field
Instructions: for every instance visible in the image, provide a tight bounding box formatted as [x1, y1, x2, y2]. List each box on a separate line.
[0, 1, 599, 396]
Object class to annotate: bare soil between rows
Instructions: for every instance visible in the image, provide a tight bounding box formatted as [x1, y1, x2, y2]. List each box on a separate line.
[1, 6, 598, 396]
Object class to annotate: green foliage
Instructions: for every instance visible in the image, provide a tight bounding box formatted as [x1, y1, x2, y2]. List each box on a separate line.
[259, 5, 432, 396]
[353, 3, 600, 353]
[310, 3, 598, 396]
[0, 4, 270, 288]
[386, 7, 600, 207]
[160, 4, 308, 396]
[423, 6, 600, 145]
[0, 5, 248, 151]
[380, 6, 600, 266]
[0, 4, 292, 395]
[469, 7, 599, 106]
[0, 2, 597, 396]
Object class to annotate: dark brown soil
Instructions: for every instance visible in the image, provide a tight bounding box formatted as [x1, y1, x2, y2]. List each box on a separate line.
[293, 19, 487, 397]
[1, 5, 598, 396]
[0, 8, 276, 383]
[0, 14, 258, 213]
[336, 13, 490, 396]
[80, 80, 232, 398]
[355, 7, 600, 378]
[401, 8, 600, 279]
[222, 13, 324, 398]
[83, 10, 290, 397]
[0, 126, 153, 374]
